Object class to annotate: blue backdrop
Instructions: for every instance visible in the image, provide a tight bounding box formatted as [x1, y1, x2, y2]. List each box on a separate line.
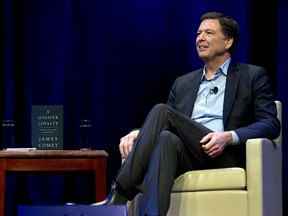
[1, 0, 287, 215]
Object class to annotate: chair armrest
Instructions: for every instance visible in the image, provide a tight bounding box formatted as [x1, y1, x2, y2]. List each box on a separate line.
[246, 138, 282, 216]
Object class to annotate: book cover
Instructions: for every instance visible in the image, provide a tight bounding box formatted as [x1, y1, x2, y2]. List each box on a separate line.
[31, 105, 63, 150]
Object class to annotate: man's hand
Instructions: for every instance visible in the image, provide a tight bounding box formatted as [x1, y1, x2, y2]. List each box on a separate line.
[199, 131, 232, 158]
[119, 130, 140, 159]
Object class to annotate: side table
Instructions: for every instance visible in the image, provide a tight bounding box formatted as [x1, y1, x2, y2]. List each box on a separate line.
[0, 150, 108, 216]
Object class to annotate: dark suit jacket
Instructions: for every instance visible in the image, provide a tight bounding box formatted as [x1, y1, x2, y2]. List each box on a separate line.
[167, 60, 281, 144]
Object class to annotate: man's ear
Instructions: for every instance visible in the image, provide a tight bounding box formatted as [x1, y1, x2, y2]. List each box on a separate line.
[226, 37, 233, 50]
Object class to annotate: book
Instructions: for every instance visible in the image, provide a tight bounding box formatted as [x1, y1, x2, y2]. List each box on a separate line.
[31, 105, 63, 150]
[5, 148, 37, 151]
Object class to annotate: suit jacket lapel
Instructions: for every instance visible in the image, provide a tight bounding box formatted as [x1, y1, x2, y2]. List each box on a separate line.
[185, 69, 203, 117]
[223, 61, 240, 125]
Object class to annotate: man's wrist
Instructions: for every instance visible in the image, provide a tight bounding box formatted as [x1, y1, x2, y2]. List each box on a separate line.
[230, 131, 241, 145]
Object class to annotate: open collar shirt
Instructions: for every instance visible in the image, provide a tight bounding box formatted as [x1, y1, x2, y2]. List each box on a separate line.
[191, 58, 240, 144]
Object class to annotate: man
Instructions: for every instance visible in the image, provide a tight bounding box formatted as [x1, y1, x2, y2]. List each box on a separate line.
[95, 12, 280, 216]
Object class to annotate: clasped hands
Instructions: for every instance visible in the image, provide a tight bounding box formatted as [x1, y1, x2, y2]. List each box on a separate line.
[119, 130, 232, 159]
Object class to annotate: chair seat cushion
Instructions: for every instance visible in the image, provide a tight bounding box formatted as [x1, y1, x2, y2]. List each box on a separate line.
[172, 167, 246, 192]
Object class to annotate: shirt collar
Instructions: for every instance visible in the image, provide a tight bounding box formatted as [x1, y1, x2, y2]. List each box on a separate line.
[201, 57, 231, 80]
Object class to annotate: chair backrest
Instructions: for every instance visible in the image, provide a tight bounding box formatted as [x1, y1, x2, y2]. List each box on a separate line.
[274, 100, 282, 144]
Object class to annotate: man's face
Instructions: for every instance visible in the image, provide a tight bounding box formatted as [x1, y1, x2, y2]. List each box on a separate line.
[196, 19, 232, 62]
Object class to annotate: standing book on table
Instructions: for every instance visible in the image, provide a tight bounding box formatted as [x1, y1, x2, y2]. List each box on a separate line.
[31, 105, 63, 150]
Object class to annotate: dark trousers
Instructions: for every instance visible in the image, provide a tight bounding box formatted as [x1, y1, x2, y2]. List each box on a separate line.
[116, 103, 237, 216]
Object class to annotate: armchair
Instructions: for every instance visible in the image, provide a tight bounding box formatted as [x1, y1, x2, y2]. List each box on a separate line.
[127, 100, 282, 216]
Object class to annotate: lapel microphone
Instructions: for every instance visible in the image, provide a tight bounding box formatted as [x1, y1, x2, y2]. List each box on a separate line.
[209, 86, 218, 94]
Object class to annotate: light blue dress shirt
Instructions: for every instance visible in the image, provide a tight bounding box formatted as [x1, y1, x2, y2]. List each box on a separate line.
[191, 58, 240, 145]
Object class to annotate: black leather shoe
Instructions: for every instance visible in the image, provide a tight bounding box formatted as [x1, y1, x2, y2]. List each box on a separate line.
[91, 181, 128, 205]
